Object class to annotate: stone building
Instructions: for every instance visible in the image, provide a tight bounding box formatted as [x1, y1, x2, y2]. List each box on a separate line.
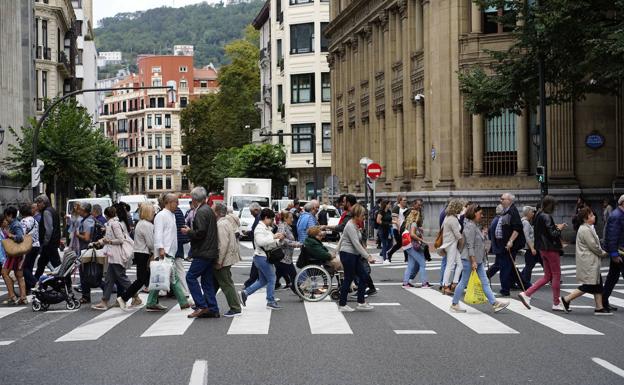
[326, 0, 624, 230]
[252, 0, 332, 200]
[99, 55, 219, 197]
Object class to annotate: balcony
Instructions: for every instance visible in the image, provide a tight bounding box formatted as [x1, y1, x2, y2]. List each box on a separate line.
[36, 46, 52, 60]
[57, 51, 72, 77]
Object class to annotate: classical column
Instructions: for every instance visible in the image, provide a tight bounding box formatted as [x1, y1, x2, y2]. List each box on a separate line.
[616, 88, 624, 179]
[369, 22, 379, 163]
[472, 114, 484, 176]
[422, 0, 432, 185]
[516, 109, 529, 176]
[379, 113, 386, 171]
[416, 101, 425, 177]
[383, 10, 392, 181]
[471, 2, 482, 33]
[415, 0, 424, 51]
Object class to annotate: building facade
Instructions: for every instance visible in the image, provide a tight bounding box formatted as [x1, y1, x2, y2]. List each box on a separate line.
[99, 55, 219, 197]
[326, 0, 624, 230]
[253, 0, 332, 200]
[0, 0, 36, 208]
[72, 0, 98, 121]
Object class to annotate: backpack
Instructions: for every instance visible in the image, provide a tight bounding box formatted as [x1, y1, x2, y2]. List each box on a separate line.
[92, 220, 106, 243]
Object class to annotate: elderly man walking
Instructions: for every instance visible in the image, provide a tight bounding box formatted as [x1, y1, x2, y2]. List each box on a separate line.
[213, 203, 242, 317]
[602, 194, 624, 312]
[182, 187, 221, 319]
[34, 194, 62, 279]
[146, 193, 190, 312]
[497, 193, 529, 297]
[297, 200, 320, 242]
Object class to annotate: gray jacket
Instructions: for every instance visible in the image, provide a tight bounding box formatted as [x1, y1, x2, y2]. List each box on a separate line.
[575, 224, 607, 284]
[461, 219, 486, 264]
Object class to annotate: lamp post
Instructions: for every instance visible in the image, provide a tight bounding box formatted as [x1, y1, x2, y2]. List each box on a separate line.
[32, 85, 176, 196]
[260, 129, 318, 199]
[288, 177, 298, 199]
[359, 157, 373, 239]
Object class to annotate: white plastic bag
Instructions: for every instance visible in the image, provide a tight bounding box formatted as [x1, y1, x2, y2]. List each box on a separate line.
[148, 259, 172, 291]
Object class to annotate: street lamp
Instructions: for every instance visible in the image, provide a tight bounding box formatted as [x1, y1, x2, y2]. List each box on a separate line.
[288, 177, 298, 199]
[359, 157, 373, 239]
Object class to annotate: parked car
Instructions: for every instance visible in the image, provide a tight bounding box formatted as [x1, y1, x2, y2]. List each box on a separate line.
[324, 205, 341, 241]
[238, 207, 255, 241]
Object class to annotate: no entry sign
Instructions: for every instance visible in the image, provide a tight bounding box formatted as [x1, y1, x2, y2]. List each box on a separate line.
[366, 162, 382, 180]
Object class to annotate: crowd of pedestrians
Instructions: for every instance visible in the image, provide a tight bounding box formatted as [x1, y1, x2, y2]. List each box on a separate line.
[0, 188, 623, 321]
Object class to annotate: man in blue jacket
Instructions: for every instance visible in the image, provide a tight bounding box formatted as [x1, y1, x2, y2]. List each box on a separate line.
[297, 200, 320, 243]
[602, 195, 624, 311]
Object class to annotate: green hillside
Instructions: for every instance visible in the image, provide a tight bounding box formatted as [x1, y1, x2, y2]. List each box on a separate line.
[94, 0, 264, 70]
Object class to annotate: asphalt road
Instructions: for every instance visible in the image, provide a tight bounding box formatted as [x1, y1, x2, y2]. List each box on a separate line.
[1, 241, 624, 385]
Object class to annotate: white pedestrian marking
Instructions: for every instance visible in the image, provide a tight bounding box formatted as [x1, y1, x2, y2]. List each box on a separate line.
[393, 330, 437, 335]
[141, 304, 195, 337]
[0, 307, 25, 320]
[188, 360, 208, 385]
[405, 288, 519, 334]
[0, 291, 7, 297]
[227, 290, 271, 335]
[0, 340, 15, 346]
[506, 299, 603, 335]
[240, 241, 254, 250]
[369, 302, 401, 306]
[304, 300, 352, 334]
[564, 289, 624, 308]
[56, 294, 146, 342]
[592, 357, 624, 378]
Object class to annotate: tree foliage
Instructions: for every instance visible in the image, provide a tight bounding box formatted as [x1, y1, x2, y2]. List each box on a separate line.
[7, 99, 127, 200]
[181, 31, 260, 191]
[459, 0, 624, 117]
[94, 1, 265, 69]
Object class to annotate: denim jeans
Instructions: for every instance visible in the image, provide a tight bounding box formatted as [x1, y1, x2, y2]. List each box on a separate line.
[439, 256, 447, 285]
[339, 251, 369, 306]
[452, 260, 497, 305]
[404, 248, 427, 284]
[243, 255, 276, 304]
[186, 257, 219, 312]
[379, 228, 392, 260]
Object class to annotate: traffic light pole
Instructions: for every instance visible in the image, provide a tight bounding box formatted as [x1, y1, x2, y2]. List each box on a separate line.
[537, 0, 548, 198]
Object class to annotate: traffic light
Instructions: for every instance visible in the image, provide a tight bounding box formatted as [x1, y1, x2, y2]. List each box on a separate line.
[536, 166, 545, 183]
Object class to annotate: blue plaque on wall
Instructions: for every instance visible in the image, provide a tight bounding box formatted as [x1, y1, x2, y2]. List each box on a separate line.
[585, 132, 605, 149]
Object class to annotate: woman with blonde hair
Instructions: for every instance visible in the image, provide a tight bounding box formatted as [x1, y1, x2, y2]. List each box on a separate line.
[440, 199, 464, 295]
[403, 209, 430, 288]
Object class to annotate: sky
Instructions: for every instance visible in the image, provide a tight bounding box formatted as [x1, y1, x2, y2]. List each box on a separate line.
[93, 0, 220, 26]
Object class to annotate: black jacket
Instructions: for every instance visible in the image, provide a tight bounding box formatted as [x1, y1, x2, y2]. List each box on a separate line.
[187, 204, 219, 260]
[502, 204, 526, 253]
[534, 212, 562, 252]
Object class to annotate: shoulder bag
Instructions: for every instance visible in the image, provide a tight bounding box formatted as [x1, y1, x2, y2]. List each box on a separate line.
[262, 245, 285, 264]
[2, 235, 33, 258]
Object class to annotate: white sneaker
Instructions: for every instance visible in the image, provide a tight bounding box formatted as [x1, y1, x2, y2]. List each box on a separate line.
[493, 300, 509, 313]
[275, 298, 281, 302]
[450, 304, 466, 313]
[552, 303, 566, 312]
[356, 303, 374, 311]
[383, 260, 391, 265]
[116, 297, 127, 310]
[518, 292, 531, 309]
[338, 305, 355, 312]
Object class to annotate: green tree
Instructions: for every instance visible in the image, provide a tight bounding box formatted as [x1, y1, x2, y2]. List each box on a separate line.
[459, 0, 624, 117]
[7, 99, 127, 204]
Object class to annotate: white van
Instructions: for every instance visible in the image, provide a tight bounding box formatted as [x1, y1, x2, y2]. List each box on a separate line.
[118, 195, 149, 214]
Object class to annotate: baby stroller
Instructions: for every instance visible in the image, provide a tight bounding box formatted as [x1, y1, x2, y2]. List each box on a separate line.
[31, 249, 81, 311]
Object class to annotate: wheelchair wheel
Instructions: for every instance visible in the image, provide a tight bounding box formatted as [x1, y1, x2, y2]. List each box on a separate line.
[330, 288, 340, 301]
[294, 265, 332, 302]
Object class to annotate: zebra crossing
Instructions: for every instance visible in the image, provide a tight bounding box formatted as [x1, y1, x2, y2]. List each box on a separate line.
[1, 284, 623, 347]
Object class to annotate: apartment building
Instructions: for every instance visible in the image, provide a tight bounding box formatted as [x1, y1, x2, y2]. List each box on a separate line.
[99, 55, 219, 197]
[253, 0, 332, 200]
[72, 0, 98, 120]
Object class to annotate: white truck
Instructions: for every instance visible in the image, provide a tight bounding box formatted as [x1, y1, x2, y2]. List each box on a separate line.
[224, 178, 272, 215]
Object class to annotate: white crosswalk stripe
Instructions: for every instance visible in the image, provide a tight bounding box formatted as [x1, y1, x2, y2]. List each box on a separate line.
[141, 304, 195, 337]
[505, 299, 603, 335]
[0, 307, 26, 320]
[56, 294, 147, 342]
[404, 287, 519, 334]
[304, 299, 352, 334]
[227, 289, 271, 335]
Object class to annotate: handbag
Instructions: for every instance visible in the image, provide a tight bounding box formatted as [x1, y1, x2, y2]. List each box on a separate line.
[433, 229, 443, 249]
[262, 246, 285, 264]
[81, 248, 104, 288]
[2, 235, 33, 258]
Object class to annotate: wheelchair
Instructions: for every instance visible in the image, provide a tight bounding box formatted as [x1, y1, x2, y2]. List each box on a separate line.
[294, 260, 343, 302]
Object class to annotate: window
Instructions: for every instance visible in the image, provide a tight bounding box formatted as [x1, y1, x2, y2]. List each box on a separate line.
[155, 114, 162, 127]
[277, 130, 284, 145]
[155, 155, 163, 169]
[155, 134, 162, 148]
[149, 177, 154, 190]
[75, 20, 83, 36]
[179, 66, 188, 72]
[41, 71, 48, 98]
[152, 66, 161, 73]
[292, 124, 314, 153]
[291, 73, 315, 103]
[165, 114, 172, 129]
[147, 115, 153, 128]
[181, 155, 188, 166]
[166, 155, 172, 169]
[182, 175, 189, 191]
[76, 49, 83, 65]
[321, 73, 331, 102]
[276, 0, 283, 24]
[290, 23, 315, 54]
[122, 101, 127, 112]
[149, 98, 156, 108]
[484, 110, 517, 176]
[277, 84, 283, 109]
[156, 176, 163, 190]
[484, 5, 517, 34]
[157, 97, 165, 108]
[277, 39, 283, 71]
[118, 119, 127, 133]
[165, 133, 171, 148]
[166, 176, 172, 190]
[290, 0, 312, 4]
[180, 97, 188, 107]
[152, 77, 162, 87]
[322, 123, 331, 152]
[148, 135, 153, 149]
[200, 81, 207, 88]
[180, 80, 188, 89]
[321, 23, 329, 52]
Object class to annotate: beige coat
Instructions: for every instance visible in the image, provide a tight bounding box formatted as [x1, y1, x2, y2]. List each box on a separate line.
[217, 215, 242, 267]
[575, 224, 607, 285]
